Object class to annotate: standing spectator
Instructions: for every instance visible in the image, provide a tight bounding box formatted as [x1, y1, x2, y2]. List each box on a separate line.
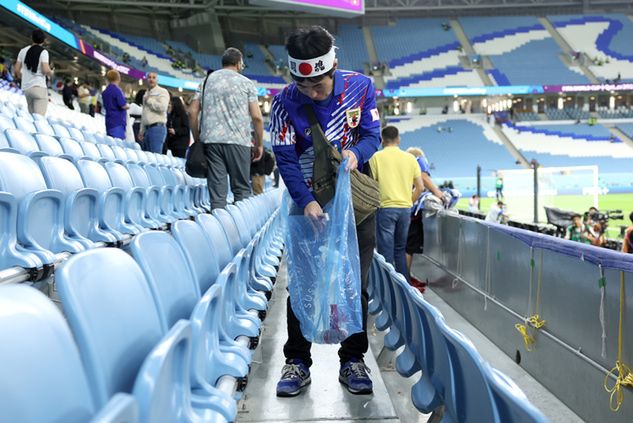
[77, 83, 91, 114]
[62, 79, 77, 110]
[139, 72, 170, 153]
[370, 126, 424, 282]
[129, 89, 145, 148]
[486, 201, 508, 223]
[622, 212, 633, 254]
[14, 29, 53, 116]
[405, 147, 445, 286]
[0, 57, 9, 80]
[165, 96, 191, 158]
[270, 26, 380, 397]
[495, 173, 504, 200]
[188, 48, 264, 209]
[250, 148, 275, 195]
[101, 70, 129, 140]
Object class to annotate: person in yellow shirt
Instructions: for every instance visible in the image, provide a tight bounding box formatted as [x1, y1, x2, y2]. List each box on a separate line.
[369, 126, 424, 281]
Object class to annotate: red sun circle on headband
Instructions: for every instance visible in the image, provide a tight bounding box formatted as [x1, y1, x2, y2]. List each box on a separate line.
[299, 63, 313, 76]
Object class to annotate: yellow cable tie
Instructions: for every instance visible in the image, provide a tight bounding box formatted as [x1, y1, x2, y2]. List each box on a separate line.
[515, 323, 534, 352]
[527, 314, 546, 329]
[604, 361, 633, 412]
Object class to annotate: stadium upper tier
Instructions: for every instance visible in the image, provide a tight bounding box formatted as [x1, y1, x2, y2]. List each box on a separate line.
[550, 14, 633, 82]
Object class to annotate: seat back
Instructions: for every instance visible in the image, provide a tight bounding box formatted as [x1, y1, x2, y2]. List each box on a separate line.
[143, 164, 165, 186]
[67, 126, 85, 142]
[196, 213, 234, 270]
[172, 219, 221, 294]
[13, 116, 36, 133]
[82, 130, 97, 143]
[97, 144, 117, 161]
[76, 159, 113, 192]
[441, 324, 498, 422]
[127, 163, 152, 187]
[104, 161, 135, 190]
[55, 248, 164, 407]
[111, 145, 130, 162]
[0, 115, 15, 132]
[37, 155, 85, 193]
[34, 120, 55, 136]
[5, 128, 39, 154]
[52, 123, 71, 138]
[485, 366, 549, 423]
[226, 205, 252, 246]
[212, 208, 243, 255]
[0, 285, 97, 422]
[58, 137, 86, 158]
[81, 141, 101, 160]
[34, 134, 65, 156]
[129, 231, 201, 332]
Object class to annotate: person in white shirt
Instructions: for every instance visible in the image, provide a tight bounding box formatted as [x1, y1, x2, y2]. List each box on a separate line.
[486, 201, 508, 223]
[14, 29, 54, 116]
[468, 194, 480, 212]
[139, 73, 170, 153]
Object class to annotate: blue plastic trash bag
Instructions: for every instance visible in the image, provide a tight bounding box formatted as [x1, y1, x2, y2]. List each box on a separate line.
[282, 160, 363, 344]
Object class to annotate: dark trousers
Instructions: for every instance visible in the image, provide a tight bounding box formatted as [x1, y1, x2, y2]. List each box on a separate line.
[284, 212, 376, 367]
[204, 143, 252, 209]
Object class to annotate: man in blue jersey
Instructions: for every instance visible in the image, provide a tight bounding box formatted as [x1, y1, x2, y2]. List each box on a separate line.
[270, 26, 381, 397]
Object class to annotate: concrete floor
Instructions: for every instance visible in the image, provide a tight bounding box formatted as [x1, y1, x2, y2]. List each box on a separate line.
[238, 259, 584, 422]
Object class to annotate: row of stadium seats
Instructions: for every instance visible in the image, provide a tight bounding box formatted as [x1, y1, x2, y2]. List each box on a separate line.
[368, 254, 548, 422]
[0, 189, 284, 422]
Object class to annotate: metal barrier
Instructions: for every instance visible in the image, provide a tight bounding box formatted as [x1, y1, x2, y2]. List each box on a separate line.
[418, 212, 633, 423]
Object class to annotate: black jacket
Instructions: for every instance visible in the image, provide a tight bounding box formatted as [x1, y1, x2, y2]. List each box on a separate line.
[166, 109, 191, 151]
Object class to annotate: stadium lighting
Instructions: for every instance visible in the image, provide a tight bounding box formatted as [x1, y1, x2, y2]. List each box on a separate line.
[178, 87, 183, 93]
[406, 102, 413, 114]
[609, 96, 615, 110]
[101, 85, 106, 91]
[73, 77, 78, 84]
[393, 106, 400, 116]
[453, 100, 459, 112]
[557, 98, 564, 110]
[481, 98, 487, 108]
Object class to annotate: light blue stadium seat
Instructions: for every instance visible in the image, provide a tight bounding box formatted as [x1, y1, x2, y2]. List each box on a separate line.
[34, 120, 55, 136]
[383, 266, 407, 351]
[111, 144, 131, 162]
[409, 290, 448, 414]
[484, 366, 549, 423]
[76, 158, 142, 236]
[55, 248, 232, 423]
[52, 123, 71, 138]
[212, 208, 244, 256]
[160, 165, 196, 217]
[15, 108, 33, 121]
[103, 161, 158, 229]
[34, 133, 66, 157]
[81, 141, 102, 161]
[58, 136, 86, 158]
[36, 155, 119, 245]
[224, 205, 252, 248]
[97, 144, 117, 162]
[0, 285, 139, 423]
[126, 148, 140, 163]
[395, 279, 424, 378]
[93, 132, 108, 144]
[67, 126, 85, 141]
[234, 241, 270, 308]
[129, 230, 250, 395]
[5, 128, 39, 155]
[143, 163, 187, 219]
[196, 213, 235, 271]
[13, 116, 36, 133]
[0, 151, 84, 264]
[126, 162, 174, 225]
[440, 324, 498, 422]
[0, 115, 16, 132]
[82, 130, 98, 143]
[0, 191, 43, 271]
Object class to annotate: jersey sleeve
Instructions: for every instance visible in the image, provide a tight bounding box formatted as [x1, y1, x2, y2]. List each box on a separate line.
[349, 78, 381, 166]
[417, 156, 431, 175]
[270, 94, 315, 209]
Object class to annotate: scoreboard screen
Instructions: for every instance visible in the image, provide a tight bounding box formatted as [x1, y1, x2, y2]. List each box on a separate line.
[250, 0, 364, 17]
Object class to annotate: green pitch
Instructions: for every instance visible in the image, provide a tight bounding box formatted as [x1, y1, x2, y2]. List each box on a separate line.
[458, 193, 633, 239]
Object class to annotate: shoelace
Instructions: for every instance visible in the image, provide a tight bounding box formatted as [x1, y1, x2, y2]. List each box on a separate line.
[349, 361, 371, 379]
[281, 363, 303, 380]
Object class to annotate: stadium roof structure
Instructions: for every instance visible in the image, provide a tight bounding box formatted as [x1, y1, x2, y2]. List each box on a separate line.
[25, 0, 633, 18]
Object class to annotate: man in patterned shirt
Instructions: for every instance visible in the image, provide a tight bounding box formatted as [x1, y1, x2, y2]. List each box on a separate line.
[271, 26, 381, 397]
[189, 48, 264, 209]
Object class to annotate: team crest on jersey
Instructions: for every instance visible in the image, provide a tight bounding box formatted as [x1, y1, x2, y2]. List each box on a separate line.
[304, 127, 312, 136]
[346, 108, 361, 128]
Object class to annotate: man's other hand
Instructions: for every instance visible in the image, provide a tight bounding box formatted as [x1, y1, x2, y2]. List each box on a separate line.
[342, 150, 358, 171]
[252, 145, 263, 162]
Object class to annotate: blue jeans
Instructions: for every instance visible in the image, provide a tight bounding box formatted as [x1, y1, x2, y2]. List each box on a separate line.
[145, 125, 166, 153]
[376, 207, 411, 281]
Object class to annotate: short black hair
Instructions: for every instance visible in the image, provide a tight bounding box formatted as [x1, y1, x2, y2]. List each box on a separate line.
[381, 126, 399, 143]
[572, 213, 582, 220]
[629, 211, 633, 224]
[286, 26, 335, 83]
[134, 89, 146, 106]
[32, 29, 46, 44]
[222, 48, 243, 67]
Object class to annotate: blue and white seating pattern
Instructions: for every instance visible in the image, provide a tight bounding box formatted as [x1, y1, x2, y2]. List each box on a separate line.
[368, 254, 549, 422]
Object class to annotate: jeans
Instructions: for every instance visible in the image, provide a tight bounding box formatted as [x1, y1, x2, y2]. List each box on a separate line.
[145, 125, 167, 153]
[204, 143, 252, 209]
[376, 207, 411, 281]
[284, 212, 376, 367]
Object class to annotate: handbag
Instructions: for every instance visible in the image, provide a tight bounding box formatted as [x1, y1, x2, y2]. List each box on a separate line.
[304, 105, 380, 225]
[185, 74, 211, 178]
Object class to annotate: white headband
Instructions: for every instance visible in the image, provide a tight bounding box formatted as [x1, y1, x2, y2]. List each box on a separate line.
[288, 47, 336, 78]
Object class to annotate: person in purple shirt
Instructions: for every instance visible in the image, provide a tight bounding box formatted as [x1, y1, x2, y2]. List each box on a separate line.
[101, 69, 128, 139]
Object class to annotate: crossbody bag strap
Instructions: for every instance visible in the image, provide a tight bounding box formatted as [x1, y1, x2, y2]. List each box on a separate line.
[303, 104, 334, 158]
[198, 74, 211, 136]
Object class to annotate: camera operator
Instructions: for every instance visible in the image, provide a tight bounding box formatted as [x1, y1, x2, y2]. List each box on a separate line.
[589, 221, 606, 247]
[623, 212, 633, 254]
[566, 214, 593, 244]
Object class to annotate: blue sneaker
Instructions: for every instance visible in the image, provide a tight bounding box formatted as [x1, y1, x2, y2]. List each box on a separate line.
[339, 359, 373, 395]
[276, 359, 311, 397]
